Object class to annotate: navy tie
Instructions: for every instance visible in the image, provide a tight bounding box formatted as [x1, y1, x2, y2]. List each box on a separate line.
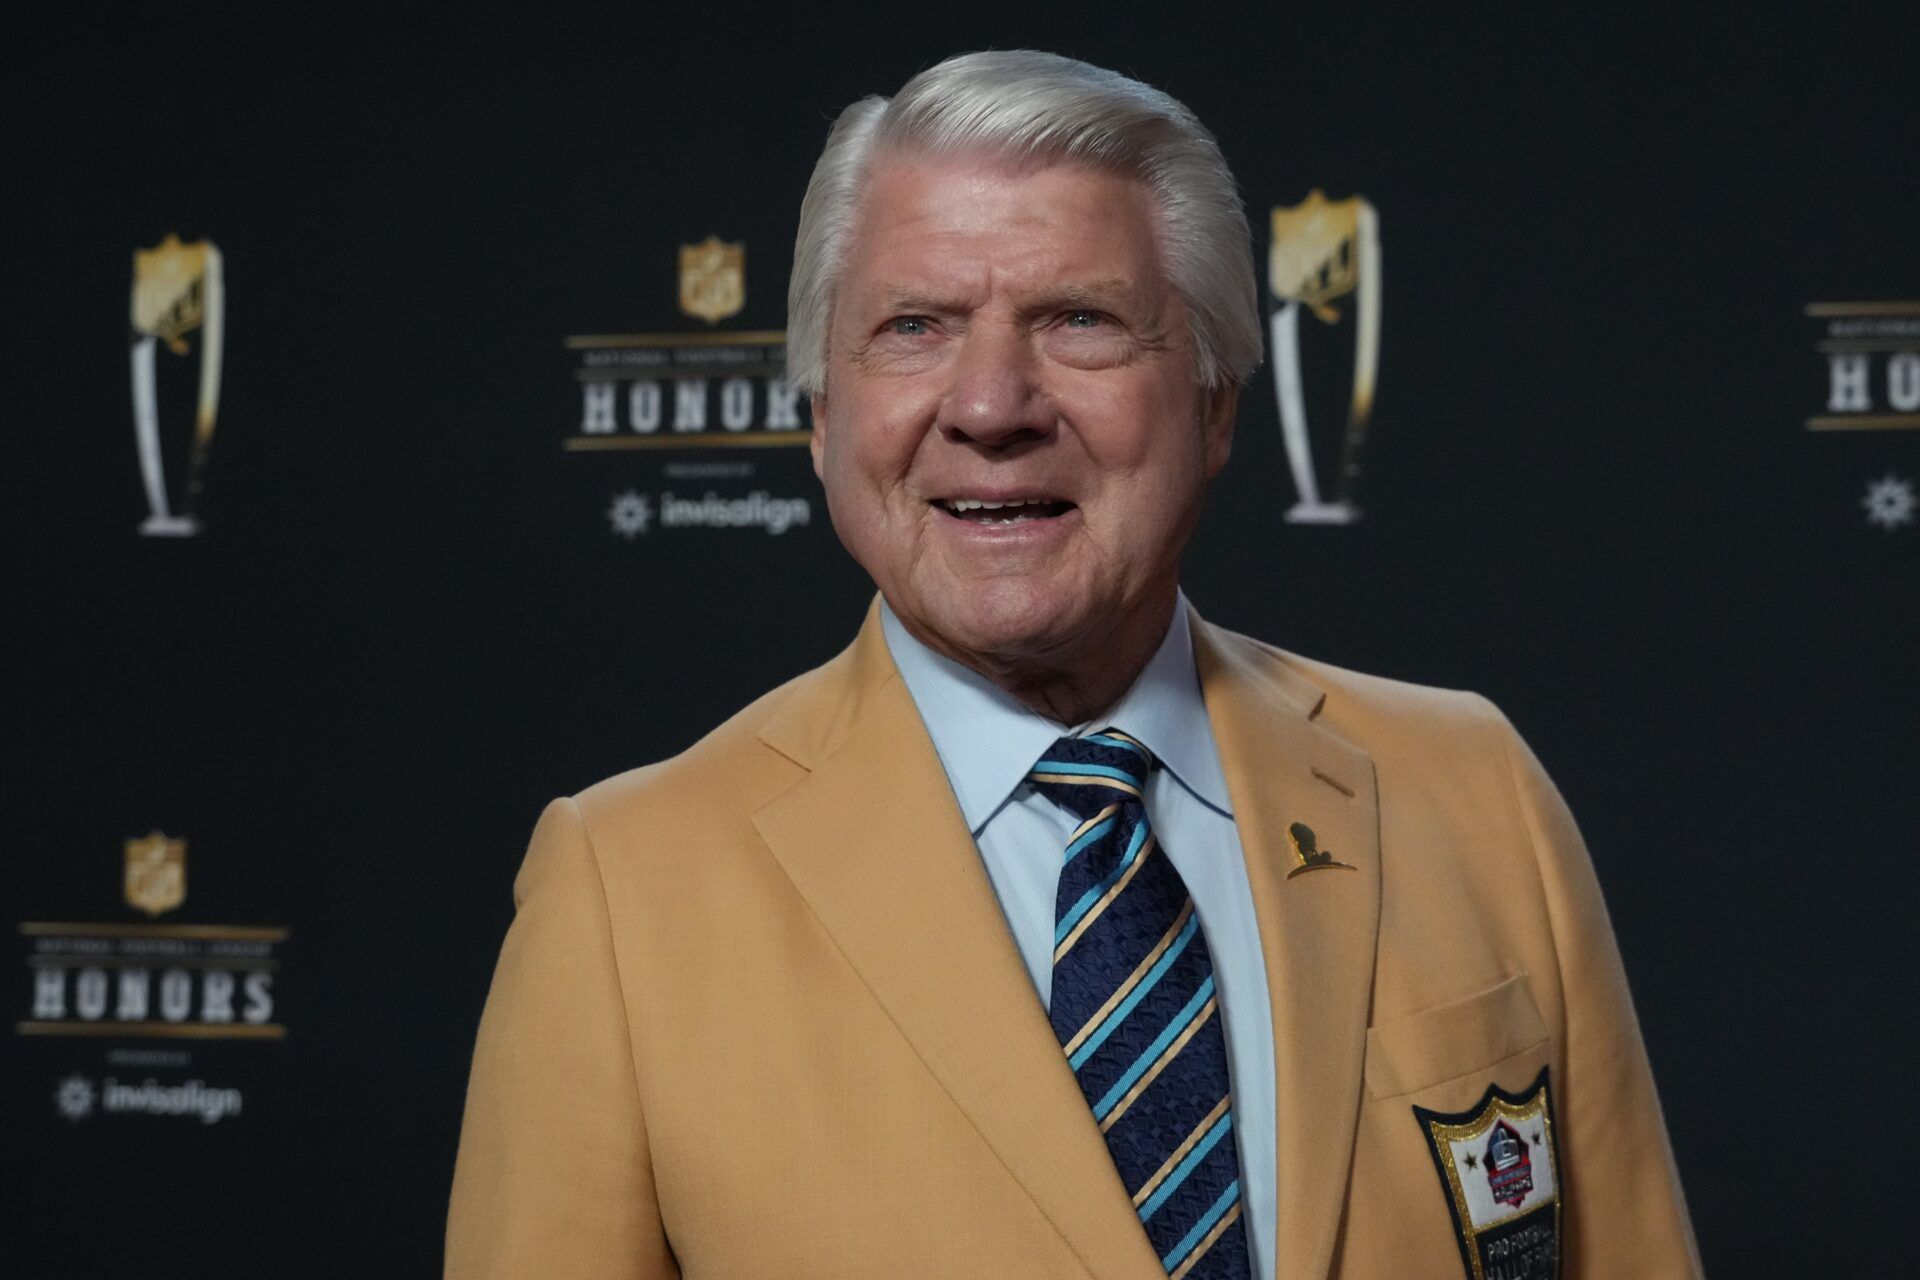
[1028, 730, 1251, 1279]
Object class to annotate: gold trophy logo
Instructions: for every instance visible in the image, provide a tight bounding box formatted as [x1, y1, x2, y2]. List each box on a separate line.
[130, 234, 224, 536]
[1269, 191, 1380, 524]
[677, 236, 745, 324]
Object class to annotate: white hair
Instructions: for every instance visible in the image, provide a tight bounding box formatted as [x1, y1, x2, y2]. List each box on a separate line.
[785, 50, 1261, 395]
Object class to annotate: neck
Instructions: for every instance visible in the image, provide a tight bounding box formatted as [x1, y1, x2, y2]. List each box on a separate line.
[906, 590, 1179, 728]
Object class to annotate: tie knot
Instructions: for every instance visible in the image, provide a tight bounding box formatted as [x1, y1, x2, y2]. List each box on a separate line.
[1027, 729, 1155, 818]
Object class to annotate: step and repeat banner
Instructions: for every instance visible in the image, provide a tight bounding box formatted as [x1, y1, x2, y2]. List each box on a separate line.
[6, 8, 1915, 1276]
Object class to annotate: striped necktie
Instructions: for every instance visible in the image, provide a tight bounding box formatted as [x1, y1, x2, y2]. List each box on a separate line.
[1028, 730, 1251, 1280]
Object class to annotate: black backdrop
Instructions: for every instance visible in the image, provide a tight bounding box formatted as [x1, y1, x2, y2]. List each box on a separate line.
[6, 4, 1917, 1275]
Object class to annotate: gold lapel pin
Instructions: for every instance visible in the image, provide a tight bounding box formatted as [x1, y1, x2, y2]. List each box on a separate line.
[1287, 822, 1356, 879]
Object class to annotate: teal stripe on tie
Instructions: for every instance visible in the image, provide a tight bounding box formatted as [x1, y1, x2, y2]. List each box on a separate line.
[1069, 909, 1202, 1070]
[1093, 974, 1215, 1120]
[1086, 732, 1150, 759]
[1139, 1109, 1235, 1223]
[1054, 820, 1152, 945]
[1062, 814, 1118, 866]
[1030, 761, 1143, 788]
[1162, 1179, 1241, 1271]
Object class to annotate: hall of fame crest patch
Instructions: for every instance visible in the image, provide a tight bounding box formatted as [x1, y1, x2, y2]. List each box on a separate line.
[1413, 1068, 1561, 1280]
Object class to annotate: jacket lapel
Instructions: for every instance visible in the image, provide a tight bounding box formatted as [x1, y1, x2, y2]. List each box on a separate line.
[1194, 616, 1382, 1280]
[752, 609, 1167, 1280]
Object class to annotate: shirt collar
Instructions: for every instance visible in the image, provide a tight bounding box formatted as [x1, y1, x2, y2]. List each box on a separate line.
[881, 593, 1234, 835]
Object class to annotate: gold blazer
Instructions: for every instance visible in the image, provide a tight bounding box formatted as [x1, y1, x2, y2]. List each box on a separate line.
[447, 604, 1700, 1278]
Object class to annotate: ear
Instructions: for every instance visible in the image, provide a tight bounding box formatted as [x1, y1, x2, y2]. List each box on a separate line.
[808, 392, 829, 482]
[1200, 381, 1239, 478]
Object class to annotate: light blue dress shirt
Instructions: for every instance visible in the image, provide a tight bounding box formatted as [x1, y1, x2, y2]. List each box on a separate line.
[881, 597, 1276, 1280]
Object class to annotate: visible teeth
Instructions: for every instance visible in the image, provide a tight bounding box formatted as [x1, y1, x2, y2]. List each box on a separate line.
[944, 498, 1049, 513]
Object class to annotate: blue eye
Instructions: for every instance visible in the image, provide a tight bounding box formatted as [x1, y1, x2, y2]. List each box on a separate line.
[888, 316, 931, 336]
[1064, 310, 1104, 328]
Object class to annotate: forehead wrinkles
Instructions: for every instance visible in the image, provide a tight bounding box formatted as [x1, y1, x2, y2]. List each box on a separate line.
[841, 155, 1170, 300]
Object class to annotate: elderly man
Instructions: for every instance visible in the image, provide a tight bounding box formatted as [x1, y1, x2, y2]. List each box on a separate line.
[447, 51, 1699, 1280]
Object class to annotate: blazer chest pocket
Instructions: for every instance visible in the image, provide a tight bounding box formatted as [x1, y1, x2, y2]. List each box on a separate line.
[1363, 973, 1549, 1100]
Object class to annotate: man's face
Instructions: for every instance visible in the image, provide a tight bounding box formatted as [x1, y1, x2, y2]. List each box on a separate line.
[812, 152, 1236, 673]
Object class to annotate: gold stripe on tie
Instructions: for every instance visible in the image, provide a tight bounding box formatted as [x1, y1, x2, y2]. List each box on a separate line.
[1068, 803, 1123, 847]
[1133, 1093, 1232, 1207]
[1065, 897, 1196, 1058]
[1028, 771, 1144, 801]
[1100, 995, 1219, 1133]
[1052, 834, 1157, 964]
[1167, 1202, 1244, 1280]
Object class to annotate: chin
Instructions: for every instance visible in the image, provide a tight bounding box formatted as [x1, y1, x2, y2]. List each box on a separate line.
[922, 579, 1097, 666]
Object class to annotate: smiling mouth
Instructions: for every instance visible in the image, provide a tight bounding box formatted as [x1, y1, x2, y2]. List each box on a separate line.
[935, 497, 1077, 524]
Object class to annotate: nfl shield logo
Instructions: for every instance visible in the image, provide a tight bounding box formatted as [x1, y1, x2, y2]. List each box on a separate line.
[678, 236, 745, 324]
[124, 830, 187, 917]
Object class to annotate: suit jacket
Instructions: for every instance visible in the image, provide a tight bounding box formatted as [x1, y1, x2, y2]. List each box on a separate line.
[446, 604, 1700, 1279]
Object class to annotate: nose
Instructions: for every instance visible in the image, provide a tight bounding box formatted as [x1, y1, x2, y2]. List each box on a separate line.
[937, 319, 1054, 448]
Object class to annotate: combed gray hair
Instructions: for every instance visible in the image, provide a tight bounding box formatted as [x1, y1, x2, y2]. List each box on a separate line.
[786, 50, 1261, 395]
